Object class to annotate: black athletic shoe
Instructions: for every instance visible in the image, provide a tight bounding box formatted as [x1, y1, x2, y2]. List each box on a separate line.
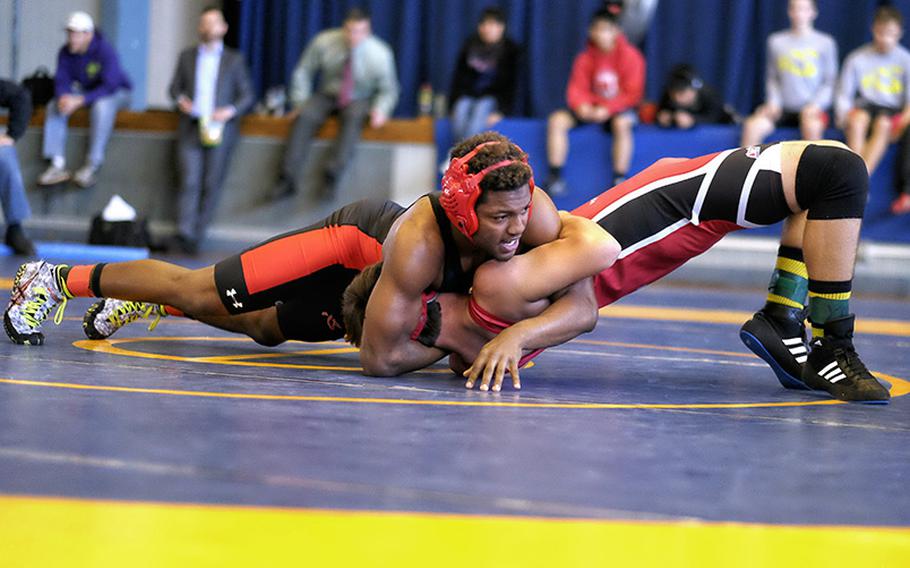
[544, 175, 568, 197]
[271, 174, 297, 200]
[801, 315, 890, 404]
[740, 302, 810, 390]
[5, 224, 36, 256]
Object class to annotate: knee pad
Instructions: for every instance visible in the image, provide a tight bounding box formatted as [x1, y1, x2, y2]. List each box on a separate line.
[795, 145, 868, 220]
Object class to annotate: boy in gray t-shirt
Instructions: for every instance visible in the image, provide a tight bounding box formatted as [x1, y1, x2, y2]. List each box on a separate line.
[741, 0, 838, 146]
[837, 6, 910, 179]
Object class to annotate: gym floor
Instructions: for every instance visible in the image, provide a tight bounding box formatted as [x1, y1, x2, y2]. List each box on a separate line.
[1, 253, 909, 566]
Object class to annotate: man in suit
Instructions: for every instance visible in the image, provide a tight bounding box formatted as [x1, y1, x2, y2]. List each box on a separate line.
[168, 5, 254, 254]
[274, 7, 399, 200]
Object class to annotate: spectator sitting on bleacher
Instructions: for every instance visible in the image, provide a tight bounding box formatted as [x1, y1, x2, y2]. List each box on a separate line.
[545, 5, 645, 196]
[0, 79, 36, 255]
[836, 6, 910, 178]
[741, 0, 837, 147]
[274, 7, 399, 201]
[448, 7, 521, 145]
[36, 11, 132, 189]
[656, 64, 734, 129]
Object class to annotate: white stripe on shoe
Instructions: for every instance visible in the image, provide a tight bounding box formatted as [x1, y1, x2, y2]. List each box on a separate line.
[819, 361, 839, 377]
[829, 373, 847, 384]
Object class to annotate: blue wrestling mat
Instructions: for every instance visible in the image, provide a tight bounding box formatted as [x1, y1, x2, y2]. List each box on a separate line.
[1, 262, 908, 564]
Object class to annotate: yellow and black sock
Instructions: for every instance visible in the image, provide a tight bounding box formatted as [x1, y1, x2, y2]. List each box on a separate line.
[766, 246, 808, 310]
[808, 279, 852, 338]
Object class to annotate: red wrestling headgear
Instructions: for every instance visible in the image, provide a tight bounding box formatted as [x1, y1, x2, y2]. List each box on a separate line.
[440, 141, 536, 239]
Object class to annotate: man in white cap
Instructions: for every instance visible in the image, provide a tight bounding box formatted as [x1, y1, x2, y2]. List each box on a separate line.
[37, 11, 132, 188]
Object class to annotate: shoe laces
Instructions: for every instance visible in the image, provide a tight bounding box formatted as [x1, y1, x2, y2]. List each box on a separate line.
[834, 344, 872, 381]
[19, 287, 67, 328]
[108, 301, 162, 332]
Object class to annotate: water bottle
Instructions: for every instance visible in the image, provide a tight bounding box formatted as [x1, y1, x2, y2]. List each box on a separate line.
[418, 83, 433, 116]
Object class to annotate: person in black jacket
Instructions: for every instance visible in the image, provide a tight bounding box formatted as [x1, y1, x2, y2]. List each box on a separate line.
[656, 64, 734, 129]
[0, 79, 36, 255]
[448, 7, 521, 144]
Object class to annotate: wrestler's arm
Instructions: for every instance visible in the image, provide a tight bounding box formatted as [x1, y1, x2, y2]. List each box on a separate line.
[497, 212, 620, 305]
[465, 213, 620, 390]
[358, 221, 447, 376]
[465, 190, 575, 348]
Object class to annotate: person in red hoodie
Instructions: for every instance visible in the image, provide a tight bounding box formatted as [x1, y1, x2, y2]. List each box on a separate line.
[545, 6, 645, 196]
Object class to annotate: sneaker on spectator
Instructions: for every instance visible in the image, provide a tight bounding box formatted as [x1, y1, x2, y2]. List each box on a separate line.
[37, 165, 70, 186]
[73, 164, 98, 188]
[545, 176, 568, 197]
[4, 225, 36, 256]
[891, 193, 910, 215]
[271, 174, 297, 200]
[320, 168, 338, 201]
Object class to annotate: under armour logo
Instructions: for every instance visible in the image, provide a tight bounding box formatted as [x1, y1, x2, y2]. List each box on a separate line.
[322, 311, 341, 331]
[225, 288, 243, 309]
[746, 145, 761, 159]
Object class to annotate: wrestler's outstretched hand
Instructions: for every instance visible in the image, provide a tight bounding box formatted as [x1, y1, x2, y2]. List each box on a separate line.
[463, 329, 522, 392]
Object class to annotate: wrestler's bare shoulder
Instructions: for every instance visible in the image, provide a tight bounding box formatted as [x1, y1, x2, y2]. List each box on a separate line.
[384, 196, 444, 258]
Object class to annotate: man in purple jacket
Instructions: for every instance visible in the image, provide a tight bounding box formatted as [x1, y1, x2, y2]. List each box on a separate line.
[37, 11, 132, 189]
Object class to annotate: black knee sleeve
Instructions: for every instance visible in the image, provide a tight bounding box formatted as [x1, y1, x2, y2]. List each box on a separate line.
[795, 145, 868, 220]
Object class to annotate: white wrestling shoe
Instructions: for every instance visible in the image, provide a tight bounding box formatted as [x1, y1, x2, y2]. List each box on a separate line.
[83, 298, 167, 340]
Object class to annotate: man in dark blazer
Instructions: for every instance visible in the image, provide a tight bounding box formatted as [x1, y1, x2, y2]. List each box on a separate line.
[168, 6, 254, 254]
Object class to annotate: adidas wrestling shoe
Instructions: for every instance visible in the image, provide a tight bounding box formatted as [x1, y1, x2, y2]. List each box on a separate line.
[801, 315, 890, 404]
[4, 261, 70, 345]
[83, 299, 166, 340]
[739, 302, 810, 390]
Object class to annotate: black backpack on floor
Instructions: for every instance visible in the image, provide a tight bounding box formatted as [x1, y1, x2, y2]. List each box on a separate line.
[21, 67, 55, 107]
[89, 214, 151, 248]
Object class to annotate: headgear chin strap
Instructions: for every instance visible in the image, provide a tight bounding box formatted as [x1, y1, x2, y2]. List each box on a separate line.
[440, 141, 536, 240]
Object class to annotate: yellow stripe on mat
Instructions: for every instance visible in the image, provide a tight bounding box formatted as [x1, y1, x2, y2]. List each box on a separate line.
[599, 305, 910, 337]
[1, 495, 909, 567]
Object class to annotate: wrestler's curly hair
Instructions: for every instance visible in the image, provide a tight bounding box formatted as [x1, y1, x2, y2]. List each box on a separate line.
[341, 262, 383, 347]
[342, 262, 443, 349]
[449, 132, 533, 202]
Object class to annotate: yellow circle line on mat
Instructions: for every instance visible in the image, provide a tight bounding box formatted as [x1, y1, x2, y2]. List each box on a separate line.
[1, 373, 907, 409]
[71, 337, 456, 374]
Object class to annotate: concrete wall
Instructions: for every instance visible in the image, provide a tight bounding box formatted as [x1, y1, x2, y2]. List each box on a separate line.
[0, 0, 12, 78]
[146, 0, 208, 108]
[15, 125, 437, 247]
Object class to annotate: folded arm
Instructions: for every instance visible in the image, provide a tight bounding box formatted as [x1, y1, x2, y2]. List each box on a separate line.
[465, 213, 621, 390]
[358, 225, 446, 376]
